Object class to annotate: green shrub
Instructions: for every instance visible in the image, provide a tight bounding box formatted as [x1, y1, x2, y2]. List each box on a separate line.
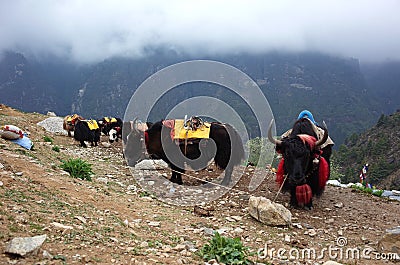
[197, 232, 253, 265]
[351, 184, 384, 197]
[246, 137, 274, 167]
[52, 146, 60, 152]
[43, 135, 53, 144]
[372, 189, 384, 197]
[60, 158, 93, 181]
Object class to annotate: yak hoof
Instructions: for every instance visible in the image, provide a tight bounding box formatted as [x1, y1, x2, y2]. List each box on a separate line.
[221, 179, 231, 187]
[171, 178, 183, 185]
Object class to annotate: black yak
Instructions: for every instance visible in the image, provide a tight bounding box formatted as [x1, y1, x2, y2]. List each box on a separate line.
[74, 120, 101, 147]
[98, 117, 123, 136]
[123, 119, 244, 186]
[268, 118, 333, 209]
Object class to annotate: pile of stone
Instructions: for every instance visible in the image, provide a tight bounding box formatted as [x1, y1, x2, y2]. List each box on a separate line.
[37, 117, 66, 135]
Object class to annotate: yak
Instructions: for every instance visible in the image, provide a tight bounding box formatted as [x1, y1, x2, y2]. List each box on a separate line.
[98, 117, 123, 136]
[74, 120, 101, 147]
[63, 114, 83, 137]
[123, 119, 244, 186]
[268, 118, 333, 209]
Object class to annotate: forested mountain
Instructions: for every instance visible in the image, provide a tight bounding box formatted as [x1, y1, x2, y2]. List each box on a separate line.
[334, 110, 400, 190]
[1, 50, 398, 145]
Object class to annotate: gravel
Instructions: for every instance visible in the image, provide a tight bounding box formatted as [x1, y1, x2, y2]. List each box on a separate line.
[37, 117, 67, 135]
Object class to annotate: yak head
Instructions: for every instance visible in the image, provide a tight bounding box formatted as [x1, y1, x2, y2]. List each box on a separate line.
[109, 127, 122, 143]
[122, 120, 148, 166]
[268, 119, 328, 186]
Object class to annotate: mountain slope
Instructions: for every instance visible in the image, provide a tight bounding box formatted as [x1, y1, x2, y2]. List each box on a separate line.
[334, 110, 400, 190]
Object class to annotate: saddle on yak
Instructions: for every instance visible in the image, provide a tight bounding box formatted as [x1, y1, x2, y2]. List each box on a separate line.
[162, 116, 211, 141]
[104, 117, 118, 124]
[85, 120, 99, 130]
[66, 114, 82, 126]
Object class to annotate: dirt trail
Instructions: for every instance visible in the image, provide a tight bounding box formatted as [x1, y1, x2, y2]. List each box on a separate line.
[0, 104, 399, 265]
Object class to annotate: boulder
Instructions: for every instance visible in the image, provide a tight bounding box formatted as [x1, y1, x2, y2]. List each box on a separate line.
[5, 234, 47, 257]
[134, 159, 168, 170]
[378, 226, 400, 253]
[248, 196, 292, 226]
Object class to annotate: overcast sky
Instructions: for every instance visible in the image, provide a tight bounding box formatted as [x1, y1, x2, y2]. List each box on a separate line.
[1, 0, 399, 64]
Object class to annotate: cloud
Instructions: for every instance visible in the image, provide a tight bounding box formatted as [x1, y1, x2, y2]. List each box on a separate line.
[1, 0, 399, 63]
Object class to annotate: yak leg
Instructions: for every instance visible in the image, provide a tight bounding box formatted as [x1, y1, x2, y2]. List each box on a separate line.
[170, 163, 184, 185]
[80, 141, 87, 148]
[289, 188, 298, 208]
[68, 130, 72, 137]
[221, 166, 233, 186]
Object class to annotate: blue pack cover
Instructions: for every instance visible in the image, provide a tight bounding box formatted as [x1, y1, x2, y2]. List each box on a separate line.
[11, 133, 33, 150]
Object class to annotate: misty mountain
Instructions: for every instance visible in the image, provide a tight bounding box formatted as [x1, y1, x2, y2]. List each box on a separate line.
[1, 50, 398, 145]
[361, 61, 400, 115]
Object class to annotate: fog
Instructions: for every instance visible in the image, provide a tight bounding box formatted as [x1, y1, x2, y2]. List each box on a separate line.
[1, 0, 399, 63]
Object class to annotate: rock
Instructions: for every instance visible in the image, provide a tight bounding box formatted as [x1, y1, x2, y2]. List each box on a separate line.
[334, 202, 344, 208]
[378, 226, 400, 253]
[101, 142, 111, 148]
[140, 241, 149, 248]
[96, 177, 109, 184]
[74, 216, 87, 224]
[37, 117, 66, 135]
[135, 159, 168, 170]
[148, 221, 160, 227]
[322, 261, 344, 265]
[46, 111, 57, 117]
[203, 228, 215, 236]
[231, 215, 242, 222]
[42, 250, 53, 259]
[248, 196, 292, 226]
[173, 244, 186, 251]
[233, 227, 244, 233]
[392, 190, 400, 196]
[5, 234, 47, 257]
[51, 222, 73, 230]
[305, 229, 317, 237]
[325, 218, 335, 224]
[292, 223, 303, 229]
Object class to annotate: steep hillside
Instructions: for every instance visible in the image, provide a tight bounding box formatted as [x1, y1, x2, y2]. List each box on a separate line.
[334, 110, 400, 190]
[0, 104, 399, 264]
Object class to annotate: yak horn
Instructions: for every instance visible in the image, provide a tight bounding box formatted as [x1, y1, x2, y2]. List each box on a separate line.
[267, 119, 282, 146]
[315, 121, 329, 147]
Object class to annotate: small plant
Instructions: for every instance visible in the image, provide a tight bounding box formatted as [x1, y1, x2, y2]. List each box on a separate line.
[197, 232, 253, 265]
[60, 158, 93, 181]
[43, 135, 53, 144]
[351, 184, 384, 197]
[52, 146, 60, 152]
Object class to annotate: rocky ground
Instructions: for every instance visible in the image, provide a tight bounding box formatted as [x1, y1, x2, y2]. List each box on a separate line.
[0, 104, 399, 265]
